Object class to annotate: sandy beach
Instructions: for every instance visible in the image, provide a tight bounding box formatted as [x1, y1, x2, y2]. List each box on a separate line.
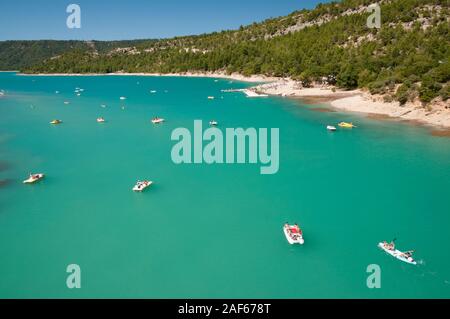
[251, 79, 450, 129]
[18, 71, 276, 83]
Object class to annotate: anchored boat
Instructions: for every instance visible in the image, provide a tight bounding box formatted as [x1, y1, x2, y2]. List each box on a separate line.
[378, 242, 417, 265]
[23, 173, 45, 184]
[209, 120, 218, 126]
[339, 122, 357, 128]
[133, 180, 153, 192]
[283, 223, 304, 245]
[327, 125, 337, 131]
[97, 117, 106, 123]
[50, 119, 62, 125]
[151, 117, 165, 124]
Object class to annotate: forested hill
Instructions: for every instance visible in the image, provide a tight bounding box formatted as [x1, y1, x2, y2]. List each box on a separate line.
[1, 0, 449, 104]
[0, 40, 151, 70]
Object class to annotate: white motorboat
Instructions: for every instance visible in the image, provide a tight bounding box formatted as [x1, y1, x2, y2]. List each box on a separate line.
[327, 125, 337, 131]
[120, 96, 127, 100]
[209, 120, 218, 126]
[97, 117, 106, 123]
[283, 224, 304, 245]
[207, 96, 215, 100]
[23, 173, 45, 184]
[133, 180, 153, 192]
[378, 242, 417, 265]
[151, 117, 165, 124]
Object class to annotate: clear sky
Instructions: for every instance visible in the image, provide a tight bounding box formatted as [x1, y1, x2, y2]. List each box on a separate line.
[0, 0, 332, 41]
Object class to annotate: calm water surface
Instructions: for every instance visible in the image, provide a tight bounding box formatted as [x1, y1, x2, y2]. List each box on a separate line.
[0, 72, 449, 298]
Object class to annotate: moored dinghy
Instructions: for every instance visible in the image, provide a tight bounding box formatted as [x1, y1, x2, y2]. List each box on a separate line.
[283, 223, 304, 245]
[339, 122, 357, 128]
[151, 117, 165, 124]
[133, 180, 153, 192]
[23, 173, 45, 184]
[327, 125, 337, 131]
[378, 241, 417, 265]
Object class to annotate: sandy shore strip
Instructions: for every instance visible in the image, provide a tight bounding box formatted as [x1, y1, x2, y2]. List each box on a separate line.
[252, 79, 450, 129]
[17, 71, 278, 83]
[330, 94, 450, 128]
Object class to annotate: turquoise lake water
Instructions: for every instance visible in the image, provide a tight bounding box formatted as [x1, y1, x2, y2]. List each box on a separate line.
[0, 72, 449, 298]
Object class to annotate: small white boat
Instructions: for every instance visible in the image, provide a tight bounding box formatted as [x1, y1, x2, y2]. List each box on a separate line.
[150, 90, 157, 94]
[120, 96, 127, 100]
[283, 224, 304, 245]
[327, 125, 337, 131]
[64, 101, 70, 105]
[23, 173, 45, 184]
[76, 93, 81, 96]
[151, 117, 165, 124]
[378, 242, 417, 265]
[97, 117, 106, 123]
[50, 119, 62, 125]
[100, 104, 107, 108]
[207, 96, 215, 100]
[209, 120, 218, 126]
[132, 180, 153, 192]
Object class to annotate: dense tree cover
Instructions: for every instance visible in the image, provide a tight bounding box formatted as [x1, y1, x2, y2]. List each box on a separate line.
[2, 0, 449, 105]
[0, 40, 150, 70]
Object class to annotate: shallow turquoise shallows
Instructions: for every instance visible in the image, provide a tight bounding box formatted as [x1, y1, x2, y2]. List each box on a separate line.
[0, 72, 449, 298]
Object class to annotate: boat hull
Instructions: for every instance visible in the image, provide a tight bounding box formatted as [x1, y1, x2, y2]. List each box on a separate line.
[378, 243, 417, 265]
[283, 226, 304, 245]
[133, 181, 153, 192]
[23, 174, 45, 184]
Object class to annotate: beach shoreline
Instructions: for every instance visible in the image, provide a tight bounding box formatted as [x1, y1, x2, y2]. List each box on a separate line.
[15, 71, 450, 129]
[17, 71, 277, 83]
[250, 79, 450, 129]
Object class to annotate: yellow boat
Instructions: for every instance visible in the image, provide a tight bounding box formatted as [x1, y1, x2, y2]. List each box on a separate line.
[50, 120, 62, 125]
[339, 122, 356, 128]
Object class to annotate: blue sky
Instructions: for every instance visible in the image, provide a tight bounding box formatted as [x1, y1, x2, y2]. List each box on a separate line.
[0, 0, 332, 40]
